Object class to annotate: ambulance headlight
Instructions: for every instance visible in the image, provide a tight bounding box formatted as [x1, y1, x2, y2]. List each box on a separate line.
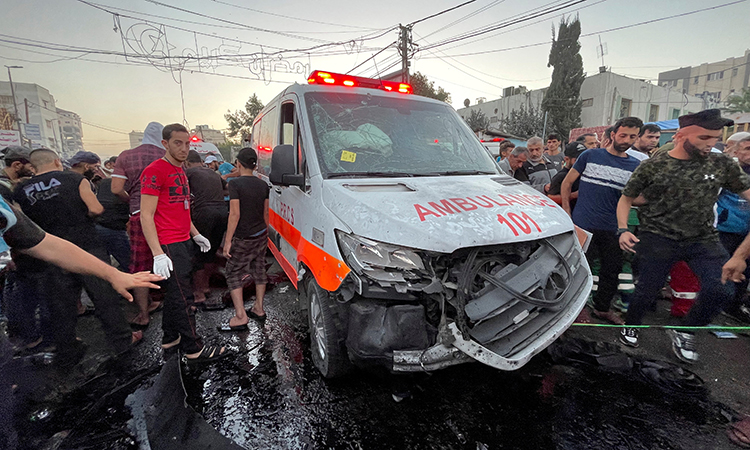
[336, 231, 425, 275]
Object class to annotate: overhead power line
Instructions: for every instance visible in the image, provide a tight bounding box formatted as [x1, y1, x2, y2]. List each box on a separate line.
[421, 0, 588, 51]
[144, 0, 338, 44]
[207, 0, 381, 31]
[84, 1, 388, 35]
[420, 0, 507, 40]
[426, 0, 747, 58]
[408, 0, 478, 26]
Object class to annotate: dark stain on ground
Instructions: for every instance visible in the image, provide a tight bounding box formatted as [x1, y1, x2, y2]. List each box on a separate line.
[3, 273, 741, 449]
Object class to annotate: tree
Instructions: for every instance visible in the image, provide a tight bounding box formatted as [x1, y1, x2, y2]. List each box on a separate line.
[501, 103, 545, 139]
[224, 93, 264, 141]
[541, 16, 585, 141]
[465, 109, 489, 133]
[410, 72, 451, 103]
[726, 88, 750, 113]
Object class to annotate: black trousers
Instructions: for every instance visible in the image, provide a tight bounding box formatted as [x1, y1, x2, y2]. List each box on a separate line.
[586, 229, 623, 313]
[162, 240, 203, 354]
[39, 245, 132, 356]
[625, 233, 734, 327]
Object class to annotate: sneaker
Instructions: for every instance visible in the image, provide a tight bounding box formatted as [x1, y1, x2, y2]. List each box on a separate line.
[613, 298, 629, 313]
[666, 329, 698, 364]
[619, 327, 639, 347]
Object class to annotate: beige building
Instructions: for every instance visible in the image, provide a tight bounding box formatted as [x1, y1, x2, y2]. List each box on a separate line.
[129, 130, 144, 149]
[57, 108, 83, 156]
[457, 71, 704, 134]
[191, 125, 226, 145]
[658, 50, 750, 108]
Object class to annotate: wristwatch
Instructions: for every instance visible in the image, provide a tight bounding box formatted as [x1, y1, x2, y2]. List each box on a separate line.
[616, 228, 630, 236]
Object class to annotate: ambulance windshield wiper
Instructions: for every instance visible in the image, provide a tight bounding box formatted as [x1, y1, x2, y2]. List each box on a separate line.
[327, 171, 415, 178]
[433, 170, 497, 176]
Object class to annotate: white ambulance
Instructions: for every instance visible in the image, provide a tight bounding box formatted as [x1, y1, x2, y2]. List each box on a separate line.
[252, 70, 592, 378]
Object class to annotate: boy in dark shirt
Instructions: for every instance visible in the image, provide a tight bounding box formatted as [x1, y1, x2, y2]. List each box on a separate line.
[220, 148, 270, 330]
[184, 150, 228, 304]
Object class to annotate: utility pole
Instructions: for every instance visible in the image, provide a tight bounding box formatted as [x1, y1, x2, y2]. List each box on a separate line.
[5, 65, 25, 145]
[398, 24, 412, 84]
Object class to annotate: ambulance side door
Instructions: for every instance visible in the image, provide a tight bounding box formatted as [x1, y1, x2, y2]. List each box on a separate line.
[268, 98, 309, 286]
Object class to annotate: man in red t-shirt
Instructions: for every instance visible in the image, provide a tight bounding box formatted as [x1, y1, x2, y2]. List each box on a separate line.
[140, 123, 228, 363]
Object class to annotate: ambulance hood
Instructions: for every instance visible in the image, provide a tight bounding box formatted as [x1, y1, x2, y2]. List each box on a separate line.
[322, 175, 574, 254]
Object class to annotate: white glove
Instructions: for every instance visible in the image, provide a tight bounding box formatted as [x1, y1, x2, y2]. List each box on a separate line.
[153, 254, 173, 279]
[193, 234, 211, 253]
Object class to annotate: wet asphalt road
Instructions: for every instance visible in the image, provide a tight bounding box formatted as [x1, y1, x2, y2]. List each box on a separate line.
[7, 265, 750, 450]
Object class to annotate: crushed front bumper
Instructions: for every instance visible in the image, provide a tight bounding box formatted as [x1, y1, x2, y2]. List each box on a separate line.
[392, 231, 592, 372]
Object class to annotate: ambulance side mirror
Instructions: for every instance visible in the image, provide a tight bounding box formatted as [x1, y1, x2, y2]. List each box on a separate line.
[270, 144, 304, 188]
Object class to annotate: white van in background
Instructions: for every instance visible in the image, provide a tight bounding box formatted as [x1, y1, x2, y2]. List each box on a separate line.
[251, 70, 592, 378]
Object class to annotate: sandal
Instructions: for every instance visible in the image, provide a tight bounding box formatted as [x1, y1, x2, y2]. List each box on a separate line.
[246, 309, 267, 323]
[185, 345, 230, 365]
[161, 335, 181, 350]
[217, 323, 249, 332]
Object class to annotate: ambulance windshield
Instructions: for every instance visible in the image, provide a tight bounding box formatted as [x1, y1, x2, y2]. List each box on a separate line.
[305, 92, 499, 178]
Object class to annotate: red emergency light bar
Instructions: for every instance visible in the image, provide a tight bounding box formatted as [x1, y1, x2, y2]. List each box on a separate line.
[307, 70, 412, 94]
[480, 138, 505, 142]
[190, 135, 201, 142]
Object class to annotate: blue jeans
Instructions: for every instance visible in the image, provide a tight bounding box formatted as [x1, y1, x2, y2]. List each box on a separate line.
[625, 232, 734, 327]
[96, 225, 130, 270]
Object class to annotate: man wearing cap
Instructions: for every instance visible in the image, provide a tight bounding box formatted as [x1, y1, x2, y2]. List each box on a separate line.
[204, 154, 220, 171]
[724, 132, 750, 159]
[111, 122, 166, 329]
[68, 151, 105, 187]
[617, 109, 750, 363]
[0, 146, 34, 199]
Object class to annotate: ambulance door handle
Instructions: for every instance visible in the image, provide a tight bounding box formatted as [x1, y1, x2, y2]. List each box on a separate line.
[273, 187, 282, 194]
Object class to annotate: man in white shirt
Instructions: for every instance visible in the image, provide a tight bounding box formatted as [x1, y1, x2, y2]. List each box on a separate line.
[626, 124, 661, 161]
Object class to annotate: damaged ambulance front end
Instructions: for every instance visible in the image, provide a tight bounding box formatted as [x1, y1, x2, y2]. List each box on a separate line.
[324, 176, 592, 374]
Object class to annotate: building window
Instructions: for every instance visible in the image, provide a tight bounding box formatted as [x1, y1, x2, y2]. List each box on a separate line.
[732, 68, 739, 77]
[707, 71, 724, 81]
[649, 104, 659, 122]
[494, 108, 498, 114]
[694, 76, 699, 84]
[671, 108, 680, 120]
[619, 98, 632, 119]
[581, 98, 594, 107]
[46, 119, 53, 129]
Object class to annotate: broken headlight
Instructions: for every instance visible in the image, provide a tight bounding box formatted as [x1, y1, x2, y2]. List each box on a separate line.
[335, 230, 425, 279]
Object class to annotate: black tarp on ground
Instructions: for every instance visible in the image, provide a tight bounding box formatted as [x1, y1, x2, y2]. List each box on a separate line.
[126, 355, 243, 450]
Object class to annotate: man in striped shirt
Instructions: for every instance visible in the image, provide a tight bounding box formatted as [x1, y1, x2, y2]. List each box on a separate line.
[561, 116, 643, 324]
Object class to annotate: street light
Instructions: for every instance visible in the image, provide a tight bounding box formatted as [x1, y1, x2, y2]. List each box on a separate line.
[5, 65, 25, 145]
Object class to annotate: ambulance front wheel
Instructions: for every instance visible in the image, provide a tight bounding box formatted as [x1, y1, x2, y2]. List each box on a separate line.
[306, 277, 352, 378]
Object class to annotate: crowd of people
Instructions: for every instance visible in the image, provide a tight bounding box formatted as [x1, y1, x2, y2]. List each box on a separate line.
[496, 109, 750, 364]
[0, 122, 271, 367]
[2, 109, 750, 371]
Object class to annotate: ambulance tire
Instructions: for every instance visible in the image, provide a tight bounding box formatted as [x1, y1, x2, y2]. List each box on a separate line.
[306, 277, 352, 378]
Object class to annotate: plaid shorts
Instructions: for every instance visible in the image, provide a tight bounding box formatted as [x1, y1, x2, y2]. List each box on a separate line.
[224, 233, 268, 290]
[128, 214, 153, 273]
